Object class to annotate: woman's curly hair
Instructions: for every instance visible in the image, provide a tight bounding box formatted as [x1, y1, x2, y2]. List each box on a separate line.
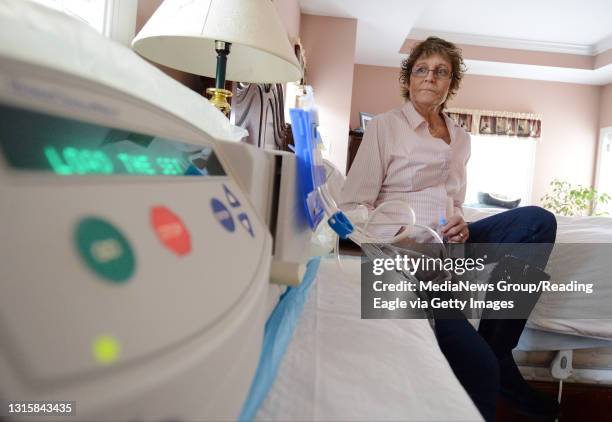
[399, 36, 466, 109]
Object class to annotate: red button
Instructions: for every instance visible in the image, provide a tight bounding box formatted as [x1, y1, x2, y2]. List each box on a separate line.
[150, 206, 191, 256]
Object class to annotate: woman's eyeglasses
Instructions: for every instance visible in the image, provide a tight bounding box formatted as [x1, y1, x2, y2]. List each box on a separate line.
[411, 65, 452, 80]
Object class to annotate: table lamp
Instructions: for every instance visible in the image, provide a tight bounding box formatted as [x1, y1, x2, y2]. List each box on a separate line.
[132, 0, 302, 115]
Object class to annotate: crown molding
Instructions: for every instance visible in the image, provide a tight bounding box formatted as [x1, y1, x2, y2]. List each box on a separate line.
[408, 28, 595, 56]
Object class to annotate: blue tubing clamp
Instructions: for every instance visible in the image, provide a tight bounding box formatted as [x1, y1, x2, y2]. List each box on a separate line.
[327, 211, 354, 239]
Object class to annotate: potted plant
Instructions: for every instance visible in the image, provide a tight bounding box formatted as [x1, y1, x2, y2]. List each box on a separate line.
[541, 179, 611, 216]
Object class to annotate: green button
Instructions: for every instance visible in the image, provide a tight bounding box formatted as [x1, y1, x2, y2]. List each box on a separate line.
[75, 217, 135, 283]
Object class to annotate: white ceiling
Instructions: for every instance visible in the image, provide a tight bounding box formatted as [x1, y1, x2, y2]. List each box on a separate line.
[299, 0, 612, 85]
[415, 0, 612, 47]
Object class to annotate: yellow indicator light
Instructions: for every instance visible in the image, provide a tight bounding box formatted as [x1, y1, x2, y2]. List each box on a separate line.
[93, 335, 121, 365]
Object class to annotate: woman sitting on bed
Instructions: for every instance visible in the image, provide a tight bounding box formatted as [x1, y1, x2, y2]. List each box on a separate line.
[340, 36, 558, 421]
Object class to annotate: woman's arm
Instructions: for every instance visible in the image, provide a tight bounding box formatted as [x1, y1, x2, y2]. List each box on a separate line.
[339, 118, 386, 212]
[452, 132, 471, 218]
[444, 131, 471, 242]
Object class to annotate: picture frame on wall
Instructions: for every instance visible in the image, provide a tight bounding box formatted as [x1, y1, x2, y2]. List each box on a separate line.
[359, 112, 374, 131]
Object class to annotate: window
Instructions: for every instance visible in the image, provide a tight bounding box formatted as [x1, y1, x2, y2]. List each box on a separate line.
[466, 134, 537, 206]
[30, 0, 137, 46]
[31, 0, 107, 33]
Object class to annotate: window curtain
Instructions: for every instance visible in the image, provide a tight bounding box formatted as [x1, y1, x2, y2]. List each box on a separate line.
[445, 108, 542, 140]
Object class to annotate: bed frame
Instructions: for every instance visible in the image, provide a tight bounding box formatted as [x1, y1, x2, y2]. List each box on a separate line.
[231, 82, 292, 151]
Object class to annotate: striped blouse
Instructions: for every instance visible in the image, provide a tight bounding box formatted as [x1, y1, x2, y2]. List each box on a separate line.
[340, 101, 471, 240]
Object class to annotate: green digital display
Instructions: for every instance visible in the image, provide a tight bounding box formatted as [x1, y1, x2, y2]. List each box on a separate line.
[0, 103, 226, 177]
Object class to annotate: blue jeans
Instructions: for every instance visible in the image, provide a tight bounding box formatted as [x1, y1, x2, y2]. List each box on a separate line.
[434, 206, 557, 421]
[467, 205, 557, 269]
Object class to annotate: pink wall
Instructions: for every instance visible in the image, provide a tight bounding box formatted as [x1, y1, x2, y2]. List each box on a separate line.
[135, 0, 159, 33]
[301, 14, 357, 172]
[601, 83, 612, 128]
[350, 65, 404, 129]
[350, 64, 601, 204]
[273, 0, 300, 40]
[594, 49, 612, 69]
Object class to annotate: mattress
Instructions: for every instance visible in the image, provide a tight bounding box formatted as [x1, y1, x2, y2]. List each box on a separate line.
[255, 257, 482, 421]
[464, 207, 612, 340]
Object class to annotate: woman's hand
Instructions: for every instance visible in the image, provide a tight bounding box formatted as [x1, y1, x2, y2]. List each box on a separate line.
[441, 215, 469, 243]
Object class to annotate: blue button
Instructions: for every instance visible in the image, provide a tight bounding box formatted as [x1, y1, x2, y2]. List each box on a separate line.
[223, 184, 241, 208]
[238, 213, 254, 237]
[211, 198, 235, 232]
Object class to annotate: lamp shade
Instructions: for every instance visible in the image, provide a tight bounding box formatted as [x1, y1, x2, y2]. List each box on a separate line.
[132, 0, 302, 83]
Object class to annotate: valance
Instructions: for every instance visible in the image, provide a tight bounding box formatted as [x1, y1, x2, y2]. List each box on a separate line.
[445, 108, 542, 139]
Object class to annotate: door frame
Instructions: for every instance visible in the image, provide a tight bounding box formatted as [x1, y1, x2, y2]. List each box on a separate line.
[594, 126, 612, 213]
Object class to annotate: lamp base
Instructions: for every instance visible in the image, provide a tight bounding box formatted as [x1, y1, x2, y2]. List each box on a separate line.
[206, 87, 233, 116]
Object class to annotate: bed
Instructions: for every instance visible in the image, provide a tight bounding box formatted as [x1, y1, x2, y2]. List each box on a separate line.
[464, 207, 612, 385]
[245, 150, 612, 420]
[247, 257, 483, 421]
[244, 206, 612, 420]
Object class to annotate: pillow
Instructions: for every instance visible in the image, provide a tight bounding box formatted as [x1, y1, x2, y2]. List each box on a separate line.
[477, 192, 521, 209]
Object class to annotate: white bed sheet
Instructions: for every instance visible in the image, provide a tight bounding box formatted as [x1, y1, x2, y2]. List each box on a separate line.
[464, 207, 612, 340]
[256, 257, 482, 421]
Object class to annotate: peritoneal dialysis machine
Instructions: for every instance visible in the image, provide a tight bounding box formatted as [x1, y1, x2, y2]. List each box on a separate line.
[0, 1, 311, 420]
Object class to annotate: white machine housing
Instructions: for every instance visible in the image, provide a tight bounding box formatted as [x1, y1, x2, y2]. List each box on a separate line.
[0, 1, 311, 420]
[217, 143, 311, 285]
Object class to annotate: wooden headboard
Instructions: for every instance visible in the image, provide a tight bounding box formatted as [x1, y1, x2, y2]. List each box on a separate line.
[231, 82, 292, 151]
